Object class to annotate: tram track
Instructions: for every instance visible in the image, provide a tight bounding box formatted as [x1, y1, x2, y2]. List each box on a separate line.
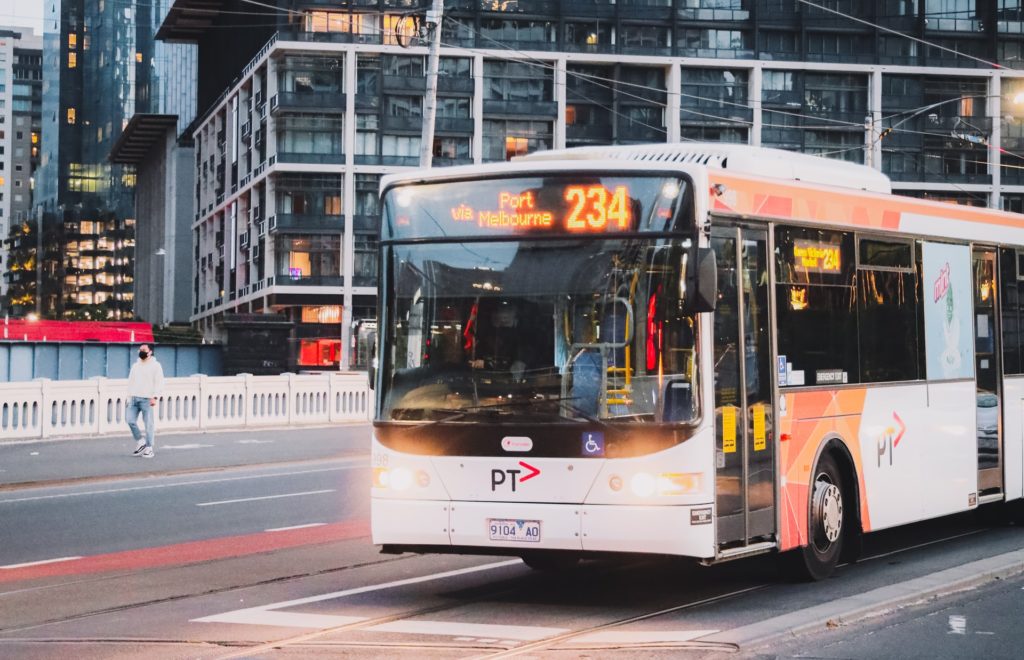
[206, 524, 1003, 658]
[0, 522, 1007, 658]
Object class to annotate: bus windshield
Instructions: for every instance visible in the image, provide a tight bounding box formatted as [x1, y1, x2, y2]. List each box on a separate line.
[379, 237, 700, 425]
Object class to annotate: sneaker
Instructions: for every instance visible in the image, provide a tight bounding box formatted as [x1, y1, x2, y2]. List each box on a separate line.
[132, 441, 146, 456]
[142, 447, 154, 458]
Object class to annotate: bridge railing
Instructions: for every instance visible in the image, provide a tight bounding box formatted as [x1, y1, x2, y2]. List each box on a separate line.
[0, 373, 371, 441]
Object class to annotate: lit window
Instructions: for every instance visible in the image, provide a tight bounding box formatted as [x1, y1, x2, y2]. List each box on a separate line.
[301, 305, 342, 324]
[68, 33, 77, 48]
[135, 52, 142, 63]
[67, 108, 76, 124]
[68, 52, 77, 68]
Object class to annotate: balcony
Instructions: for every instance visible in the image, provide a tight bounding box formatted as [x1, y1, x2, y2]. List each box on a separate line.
[383, 75, 426, 94]
[269, 275, 345, 287]
[269, 214, 345, 234]
[435, 116, 475, 133]
[352, 215, 379, 232]
[680, 104, 754, 125]
[270, 91, 346, 115]
[275, 151, 346, 165]
[617, 122, 667, 142]
[382, 115, 423, 132]
[483, 99, 557, 117]
[566, 123, 614, 141]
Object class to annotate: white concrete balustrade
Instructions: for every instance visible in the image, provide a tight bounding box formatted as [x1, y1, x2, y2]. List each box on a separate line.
[0, 373, 371, 441]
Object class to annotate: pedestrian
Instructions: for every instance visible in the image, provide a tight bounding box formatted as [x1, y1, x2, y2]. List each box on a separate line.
[127, 343, 164, 458]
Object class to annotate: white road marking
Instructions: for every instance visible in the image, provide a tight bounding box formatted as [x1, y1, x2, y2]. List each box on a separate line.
[947, 615, 967, 634]
[265, 523, 326, 532]
[570, 629, 720, 644]
[0, 556, 82, 570]
[368, 621, 568, 641]
[192, 559, 522, 626]
[0, 460, 367, 504]
[238, 439, 275, 445]
[198, 609, 363, 629]
[196, 489, 335, 507]
[161, 444, 214, 450]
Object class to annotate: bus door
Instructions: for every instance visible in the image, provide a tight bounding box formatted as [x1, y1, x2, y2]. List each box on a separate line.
[973, 247, 1002, 494]
[711, 226, 775, 546]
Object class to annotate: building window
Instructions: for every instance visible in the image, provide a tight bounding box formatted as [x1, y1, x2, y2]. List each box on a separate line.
[483, 119, 552, 161]
[67, 108, 76, 124]
[68, 33, 77, 48]
[484, 60, 552, 102]
[68, 52, 77, 68]
[301, 305, 342, 324]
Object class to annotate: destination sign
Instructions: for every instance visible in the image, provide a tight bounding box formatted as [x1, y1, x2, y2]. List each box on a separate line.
[793, 239, 841, 274]
[382, 175, 689, 240]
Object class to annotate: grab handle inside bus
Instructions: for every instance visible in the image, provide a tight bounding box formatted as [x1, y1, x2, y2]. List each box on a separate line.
[683, 246, 717, 314]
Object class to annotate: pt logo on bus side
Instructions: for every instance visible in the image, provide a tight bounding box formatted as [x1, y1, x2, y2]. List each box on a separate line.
[491, 461, 541, 491]
[877, 412, 906, 467]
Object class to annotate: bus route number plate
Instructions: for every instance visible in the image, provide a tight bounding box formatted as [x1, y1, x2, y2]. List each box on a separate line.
[488, 518, 541, 542]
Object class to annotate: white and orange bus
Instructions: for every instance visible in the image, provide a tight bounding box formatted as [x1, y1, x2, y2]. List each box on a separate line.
[369, 143, 1023, 579]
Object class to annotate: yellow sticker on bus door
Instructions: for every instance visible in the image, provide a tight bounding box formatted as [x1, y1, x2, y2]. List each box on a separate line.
[753, 405, 766, 451]
[722, 406, 737, 453]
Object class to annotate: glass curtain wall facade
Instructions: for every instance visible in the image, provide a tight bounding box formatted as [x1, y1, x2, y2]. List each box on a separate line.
[32, 0, 168, 320]
[182, 0, 1024, 369]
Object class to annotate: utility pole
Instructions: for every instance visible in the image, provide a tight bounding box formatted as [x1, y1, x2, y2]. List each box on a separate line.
[419, 0, 444, 168]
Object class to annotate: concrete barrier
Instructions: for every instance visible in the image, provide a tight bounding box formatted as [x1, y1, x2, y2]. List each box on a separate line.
[0, 372, 371, 441]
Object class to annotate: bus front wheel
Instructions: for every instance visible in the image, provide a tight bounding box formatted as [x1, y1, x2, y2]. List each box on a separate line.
[784, 452, 846, 581]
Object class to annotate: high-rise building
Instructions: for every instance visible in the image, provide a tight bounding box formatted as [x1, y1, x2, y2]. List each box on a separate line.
[109, 1, 199, 326]
[162, 0, 1024, 370]
[0, 29, 42, 314]
[32, 0, 166, 320]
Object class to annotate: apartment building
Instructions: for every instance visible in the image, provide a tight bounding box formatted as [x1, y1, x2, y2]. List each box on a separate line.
[163, 0, 1024, 370]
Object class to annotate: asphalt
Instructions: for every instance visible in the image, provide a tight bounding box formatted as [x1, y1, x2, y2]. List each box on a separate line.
[0, 423, 372, 489]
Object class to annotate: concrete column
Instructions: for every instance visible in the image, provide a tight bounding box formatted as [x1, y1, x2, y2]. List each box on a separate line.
[667, 61, 681, 143]
[474, 54, 484, 164]
[555, 57, 566, 149]
[750, 66, 762, 146]
[989, 73, 1002, 209]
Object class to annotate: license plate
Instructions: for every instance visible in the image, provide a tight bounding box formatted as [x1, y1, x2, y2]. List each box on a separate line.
[488, 518, 541, 543]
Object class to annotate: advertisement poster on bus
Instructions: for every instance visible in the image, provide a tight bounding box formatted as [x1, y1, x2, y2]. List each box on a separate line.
[922, 242, 973, 380]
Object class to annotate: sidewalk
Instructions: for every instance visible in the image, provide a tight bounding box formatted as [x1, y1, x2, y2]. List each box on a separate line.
[0, 424, 371, 489]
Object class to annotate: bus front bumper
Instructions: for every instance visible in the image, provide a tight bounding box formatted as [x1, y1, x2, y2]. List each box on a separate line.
[371, 497, 716, 559]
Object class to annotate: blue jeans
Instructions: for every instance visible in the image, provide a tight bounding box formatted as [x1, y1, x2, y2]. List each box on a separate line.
[126, 396, 155, 448]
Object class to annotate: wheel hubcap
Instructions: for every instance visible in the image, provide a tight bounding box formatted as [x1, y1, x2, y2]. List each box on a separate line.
[812, 478, 843, 550]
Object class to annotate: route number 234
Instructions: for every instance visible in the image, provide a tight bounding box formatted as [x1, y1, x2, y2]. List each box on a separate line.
[564, 186, 631, 231]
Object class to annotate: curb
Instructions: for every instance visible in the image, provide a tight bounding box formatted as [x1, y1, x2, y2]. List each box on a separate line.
[700, 548, 1024, 651]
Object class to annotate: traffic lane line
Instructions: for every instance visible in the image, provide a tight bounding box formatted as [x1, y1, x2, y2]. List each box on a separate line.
[196, 489, 335, 507]
[0, 518, 369, 584]
[266, 523, 326, 532]
[0, 461, 366, 504]
[0, 557, 82, 570]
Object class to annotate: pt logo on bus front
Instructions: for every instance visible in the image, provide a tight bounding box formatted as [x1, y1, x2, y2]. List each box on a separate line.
[491, 461, 541, 491]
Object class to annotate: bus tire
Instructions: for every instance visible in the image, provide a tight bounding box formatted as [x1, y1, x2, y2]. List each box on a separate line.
[520, 552, 580, 572]
[784, 452, 846, 581]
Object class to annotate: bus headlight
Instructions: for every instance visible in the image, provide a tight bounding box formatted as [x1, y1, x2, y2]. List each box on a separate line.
[372, 466, 417, 491]
[629, 471, 702, 497]
[389, 467, 414, 491]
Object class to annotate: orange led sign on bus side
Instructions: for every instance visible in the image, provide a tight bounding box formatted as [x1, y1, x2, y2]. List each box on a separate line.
[793, 240, 841, 274]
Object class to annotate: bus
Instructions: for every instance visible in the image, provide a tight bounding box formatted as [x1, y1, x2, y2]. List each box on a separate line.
[369, 143, 1024, 580]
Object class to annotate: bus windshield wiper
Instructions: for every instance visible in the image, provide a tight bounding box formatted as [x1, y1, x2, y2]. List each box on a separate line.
[406, 399, 544, 429]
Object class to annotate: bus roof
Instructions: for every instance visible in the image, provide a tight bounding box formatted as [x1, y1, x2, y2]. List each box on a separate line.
[518, 143, 892, 194]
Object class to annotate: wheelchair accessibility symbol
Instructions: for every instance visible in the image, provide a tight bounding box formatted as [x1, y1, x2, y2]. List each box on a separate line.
[582, 432, 605, 456]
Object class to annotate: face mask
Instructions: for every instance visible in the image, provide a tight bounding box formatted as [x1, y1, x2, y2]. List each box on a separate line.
[139, 350, 149, 359]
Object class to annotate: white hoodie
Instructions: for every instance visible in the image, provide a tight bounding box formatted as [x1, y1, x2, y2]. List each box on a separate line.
[127, 357, 164, 398]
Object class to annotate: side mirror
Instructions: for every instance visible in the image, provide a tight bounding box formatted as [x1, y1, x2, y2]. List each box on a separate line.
[683, 246, 717, 314]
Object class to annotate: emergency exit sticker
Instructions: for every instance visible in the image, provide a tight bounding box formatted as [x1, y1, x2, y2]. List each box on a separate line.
[753, 405, 766, 451]
[722, 406, 737, 453]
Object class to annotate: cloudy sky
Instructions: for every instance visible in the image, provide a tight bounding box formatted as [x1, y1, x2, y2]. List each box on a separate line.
[0, 0, 44, 36]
